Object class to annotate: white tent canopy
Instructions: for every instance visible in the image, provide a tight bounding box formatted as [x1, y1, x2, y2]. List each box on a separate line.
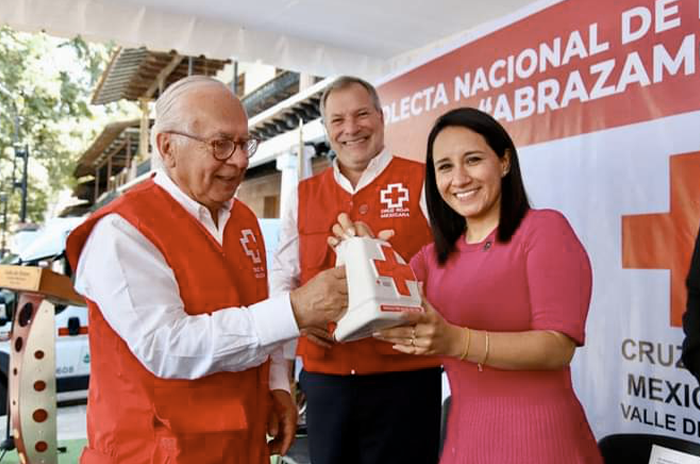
[1, 0, 547, 80]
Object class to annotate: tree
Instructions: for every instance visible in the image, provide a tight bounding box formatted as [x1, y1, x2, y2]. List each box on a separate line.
[0, 27, 136, 228]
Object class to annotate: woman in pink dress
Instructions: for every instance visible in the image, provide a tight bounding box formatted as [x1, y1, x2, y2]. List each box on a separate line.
[375, 108, 603, 463]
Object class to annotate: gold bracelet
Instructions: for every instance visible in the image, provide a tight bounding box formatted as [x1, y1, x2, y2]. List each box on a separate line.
[478, 331, 489, 372]
[459, 327, 471, 361]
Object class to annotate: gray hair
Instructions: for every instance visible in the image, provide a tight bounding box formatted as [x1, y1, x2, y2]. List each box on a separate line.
[319, 76, 382, 122]
[150, 75, 231, 168]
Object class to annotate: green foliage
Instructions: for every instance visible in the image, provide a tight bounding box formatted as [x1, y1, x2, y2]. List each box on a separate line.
[0, 26, 132, 228]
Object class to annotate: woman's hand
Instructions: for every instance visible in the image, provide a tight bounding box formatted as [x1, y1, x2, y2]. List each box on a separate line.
[375, 288, 579, 370]
[374, 291, 467, 358]
[327, 212, 395, 248]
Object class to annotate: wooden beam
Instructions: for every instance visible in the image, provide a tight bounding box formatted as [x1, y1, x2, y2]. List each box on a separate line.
[145, 54, 184, 98]
[94, 168, 100, 204]
[103, 138, 128, 163]
[107, 156, 113, 191]
[138, 97, 151, 160]
[125, 138, 133, 183]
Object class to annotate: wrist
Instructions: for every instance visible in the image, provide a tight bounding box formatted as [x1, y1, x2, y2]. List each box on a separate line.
[450, 325, 468, 359]
[289, 289, 309, 329]
[459, 326, 471, 361]
[478, 331, 490, 372]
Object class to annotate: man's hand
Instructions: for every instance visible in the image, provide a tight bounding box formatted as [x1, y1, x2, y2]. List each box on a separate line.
[289, 266, 348, 330]
[327, 212, 394, 247]
[268, 389, 297, 456]
[301, 326, 335, 349]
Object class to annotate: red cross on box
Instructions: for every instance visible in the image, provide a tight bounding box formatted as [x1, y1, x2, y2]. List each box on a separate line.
[373, 244, 415, 296]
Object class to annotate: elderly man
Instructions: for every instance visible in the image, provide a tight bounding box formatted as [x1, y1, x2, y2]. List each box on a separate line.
[271, 76, 442, 464]
[67, 75, 347, 464]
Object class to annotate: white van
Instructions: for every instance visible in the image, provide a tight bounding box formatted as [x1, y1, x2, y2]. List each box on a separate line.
[0, 217, 89, 415]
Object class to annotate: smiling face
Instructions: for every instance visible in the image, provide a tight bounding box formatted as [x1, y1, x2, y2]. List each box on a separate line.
[158, 83, 250, 215]
[432, 126, 510, 227]
[323, 83, 385, 184]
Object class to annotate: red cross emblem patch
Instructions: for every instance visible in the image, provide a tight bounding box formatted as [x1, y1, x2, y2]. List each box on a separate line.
[239, 229, 262, 265]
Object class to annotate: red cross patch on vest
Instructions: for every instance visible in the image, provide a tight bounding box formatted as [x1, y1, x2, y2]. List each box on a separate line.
[380, 183, 411, 219]
[240, 229, 266, 279]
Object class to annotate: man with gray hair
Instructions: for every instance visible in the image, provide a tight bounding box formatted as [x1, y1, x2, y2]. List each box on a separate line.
[271, 76, 442, 464]
[67, 75, 348, 464]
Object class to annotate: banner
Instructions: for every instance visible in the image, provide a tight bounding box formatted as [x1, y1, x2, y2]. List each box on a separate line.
[378, 0, 700, 444]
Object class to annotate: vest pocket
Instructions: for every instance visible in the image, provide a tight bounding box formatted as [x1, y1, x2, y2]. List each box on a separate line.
[152, 385, 248, 434]
[299, 232, 333, 271]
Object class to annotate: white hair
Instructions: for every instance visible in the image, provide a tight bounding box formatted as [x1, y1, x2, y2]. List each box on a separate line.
[149, 75, 231, 168]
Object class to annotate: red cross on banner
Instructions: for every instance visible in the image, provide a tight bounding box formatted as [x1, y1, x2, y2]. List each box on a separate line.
[622, 151, 700, 327]
[373, 244, 415, 296]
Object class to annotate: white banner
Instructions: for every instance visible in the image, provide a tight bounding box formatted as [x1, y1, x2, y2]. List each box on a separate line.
[524, 110, 700, 441]
[378, 0, 700, 444]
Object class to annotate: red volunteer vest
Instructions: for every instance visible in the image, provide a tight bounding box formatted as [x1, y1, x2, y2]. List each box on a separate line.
[66, 180, 270, 464]
[298, 156, 437, 375]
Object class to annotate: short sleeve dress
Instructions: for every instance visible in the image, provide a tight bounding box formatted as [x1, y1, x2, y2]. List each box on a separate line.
[411, 209, 602, 464]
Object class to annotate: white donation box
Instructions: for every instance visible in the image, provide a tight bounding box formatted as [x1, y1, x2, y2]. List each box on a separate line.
[334, 237, 423, 342]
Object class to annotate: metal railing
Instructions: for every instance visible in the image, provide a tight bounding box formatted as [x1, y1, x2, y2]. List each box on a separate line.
[242, 71, 300, 119]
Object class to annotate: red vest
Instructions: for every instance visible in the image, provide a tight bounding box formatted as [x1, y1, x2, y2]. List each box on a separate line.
[66, 180, 270, 464]
[297, 156, 437, 375]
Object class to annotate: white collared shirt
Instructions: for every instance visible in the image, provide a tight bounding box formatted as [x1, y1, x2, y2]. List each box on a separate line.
[74, 171, 299, 391]
[269, 150, 428, 357]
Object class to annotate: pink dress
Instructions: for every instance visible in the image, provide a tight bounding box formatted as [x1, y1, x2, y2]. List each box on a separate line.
[411, 209, 602, 464]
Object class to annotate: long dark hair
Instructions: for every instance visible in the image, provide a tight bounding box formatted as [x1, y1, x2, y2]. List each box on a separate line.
[425, 107, 530, 264]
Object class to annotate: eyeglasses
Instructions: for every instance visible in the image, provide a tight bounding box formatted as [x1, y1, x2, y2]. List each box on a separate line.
[165, 130, 259, 160]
